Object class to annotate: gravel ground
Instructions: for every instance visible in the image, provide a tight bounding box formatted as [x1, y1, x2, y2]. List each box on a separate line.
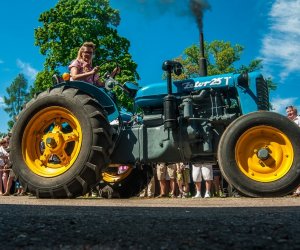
[1, 196, 300, 249]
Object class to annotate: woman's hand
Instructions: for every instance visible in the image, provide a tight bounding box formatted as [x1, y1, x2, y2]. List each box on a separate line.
[92, 66, 100, 74]
[111, 66, 121, 78]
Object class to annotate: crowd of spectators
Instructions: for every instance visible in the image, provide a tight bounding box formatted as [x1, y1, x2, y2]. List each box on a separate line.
[138, 162, 235, 199]
[0, 134, 25, 197]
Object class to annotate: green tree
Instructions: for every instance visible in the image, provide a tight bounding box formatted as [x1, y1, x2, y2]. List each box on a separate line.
[0, 132, 7, 139]
[172, 40, 277, 91]
[4, 73, 29, 130]
[33, 0, 138, 111]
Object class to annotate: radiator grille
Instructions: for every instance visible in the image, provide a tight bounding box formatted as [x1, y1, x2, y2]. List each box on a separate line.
[256, 76, 269, 110]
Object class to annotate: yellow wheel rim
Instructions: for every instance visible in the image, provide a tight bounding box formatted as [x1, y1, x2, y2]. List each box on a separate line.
[235, 125, 293, 182]
[102, 164, 133, 183]
[22, 106, 82, 177]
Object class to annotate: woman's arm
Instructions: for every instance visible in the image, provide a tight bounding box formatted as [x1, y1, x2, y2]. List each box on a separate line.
[70, 66, 99, 81]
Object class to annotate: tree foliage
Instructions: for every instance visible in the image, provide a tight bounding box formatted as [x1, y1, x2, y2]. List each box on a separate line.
[172, 40, 277, 91]
[0, 132, 7, 139]
[33, 0, 138, 111]
[4, 74, 29, 130]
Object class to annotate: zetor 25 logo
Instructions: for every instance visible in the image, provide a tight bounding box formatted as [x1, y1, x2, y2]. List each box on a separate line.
[182, 76, 232, 90]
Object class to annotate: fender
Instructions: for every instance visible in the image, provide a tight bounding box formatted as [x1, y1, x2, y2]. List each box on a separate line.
[54, 80, 119, 122]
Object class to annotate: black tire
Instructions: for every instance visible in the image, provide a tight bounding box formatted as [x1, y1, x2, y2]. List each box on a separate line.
[218, 111, 300, 197]
[10, 87, 113, 198]
[98, 164, 153, 198]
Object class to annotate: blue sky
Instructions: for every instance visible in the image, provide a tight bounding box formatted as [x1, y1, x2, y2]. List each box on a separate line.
[0, 0, 300, 133]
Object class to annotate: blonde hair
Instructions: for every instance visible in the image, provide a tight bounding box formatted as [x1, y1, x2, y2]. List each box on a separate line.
[76, 42, 96, 63]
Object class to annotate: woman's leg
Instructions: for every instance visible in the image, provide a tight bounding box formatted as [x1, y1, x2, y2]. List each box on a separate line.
[2, 170, 8, 192]
[0, 170, 3, 194]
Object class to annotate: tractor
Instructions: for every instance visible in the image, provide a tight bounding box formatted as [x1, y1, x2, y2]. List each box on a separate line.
[10, 53, 300, 198]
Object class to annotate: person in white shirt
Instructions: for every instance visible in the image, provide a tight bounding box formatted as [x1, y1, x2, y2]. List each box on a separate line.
[286, 105, 300, 196]
[286, 105, 300, 126]
[0, 138, 9, 195]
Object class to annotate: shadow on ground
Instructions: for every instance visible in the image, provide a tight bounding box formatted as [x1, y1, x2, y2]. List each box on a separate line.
[1, 205, 299, 249]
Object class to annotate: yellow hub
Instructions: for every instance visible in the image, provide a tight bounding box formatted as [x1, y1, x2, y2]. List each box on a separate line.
[22, 106, 82, 177]
[102, 164, 133, 183]
[235, 125, 293, 182]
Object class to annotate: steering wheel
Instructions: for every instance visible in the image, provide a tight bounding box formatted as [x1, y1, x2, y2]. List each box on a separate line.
[93, 60, 120, 88]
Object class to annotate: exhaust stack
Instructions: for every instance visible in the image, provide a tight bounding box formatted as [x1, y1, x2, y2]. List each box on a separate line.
[199, 32, 208, 77]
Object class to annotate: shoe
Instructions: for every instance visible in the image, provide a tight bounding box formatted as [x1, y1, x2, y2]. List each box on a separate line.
[91, 192, 99, 198]
[192, 193, 202, 198]
[220, 193, 228, 198]
[232, 191, 241, 198]
[183, 193, 191, 198]
[2, 193, 10, 196]
[156, 194, 168, 198]
[169, 193, 176, 198]
[292, 192, 300, 197]
[204, 191, 211, 198]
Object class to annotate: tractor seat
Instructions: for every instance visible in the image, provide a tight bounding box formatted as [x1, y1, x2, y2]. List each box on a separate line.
[52, 74, 64, 85]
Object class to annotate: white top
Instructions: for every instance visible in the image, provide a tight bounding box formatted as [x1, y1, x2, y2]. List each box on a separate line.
[293, 116, 300, 127]
[0, 146, 9, 167]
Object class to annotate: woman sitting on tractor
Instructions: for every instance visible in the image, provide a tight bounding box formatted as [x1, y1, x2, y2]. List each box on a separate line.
[69, 41, 119, 87]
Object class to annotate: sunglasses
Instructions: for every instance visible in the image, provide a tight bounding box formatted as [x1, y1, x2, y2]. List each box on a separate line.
[285, 106, 294, 109]
[83, 51, 93, 55]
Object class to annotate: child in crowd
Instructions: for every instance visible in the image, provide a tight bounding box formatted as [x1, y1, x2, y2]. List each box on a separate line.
[176, 162, 191, 198]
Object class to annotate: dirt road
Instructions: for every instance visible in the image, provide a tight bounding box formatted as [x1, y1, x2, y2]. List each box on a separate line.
[1, 196, 300, 249]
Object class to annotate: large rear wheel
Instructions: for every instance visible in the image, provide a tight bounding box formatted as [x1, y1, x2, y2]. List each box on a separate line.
[218, 111, 300, 197]
[10, 87, 113, 198]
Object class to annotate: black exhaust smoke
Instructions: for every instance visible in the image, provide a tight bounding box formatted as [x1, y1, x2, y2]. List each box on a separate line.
[129, 0, 210, 76]
[190, 0, 210, 77]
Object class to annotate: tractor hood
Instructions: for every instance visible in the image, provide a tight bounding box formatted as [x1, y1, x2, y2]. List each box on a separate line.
[135, 73, 238, 108]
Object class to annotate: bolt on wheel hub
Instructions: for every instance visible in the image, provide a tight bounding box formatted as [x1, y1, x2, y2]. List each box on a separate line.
[257, 148, 269, 160]
[46, 137, 57, 148]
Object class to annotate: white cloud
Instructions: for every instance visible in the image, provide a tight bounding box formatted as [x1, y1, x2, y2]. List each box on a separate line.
[260, 0, 300, 81]
[16, 59, 38, 81]
[0, 59, 4, 64]
[0, 96, 5, 108]
[271, 96, 298, 114]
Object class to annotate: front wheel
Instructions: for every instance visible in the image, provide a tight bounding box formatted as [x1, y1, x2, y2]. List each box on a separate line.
[98, 164, 154, 198]
[10, 87, 113, 198]
[218, 111, 300, 197]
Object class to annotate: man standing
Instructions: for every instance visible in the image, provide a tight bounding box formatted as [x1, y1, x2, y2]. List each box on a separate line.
[192, 163, 213, 198]
[286, 105, 300, 196]
[156, 163, 176, 198]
